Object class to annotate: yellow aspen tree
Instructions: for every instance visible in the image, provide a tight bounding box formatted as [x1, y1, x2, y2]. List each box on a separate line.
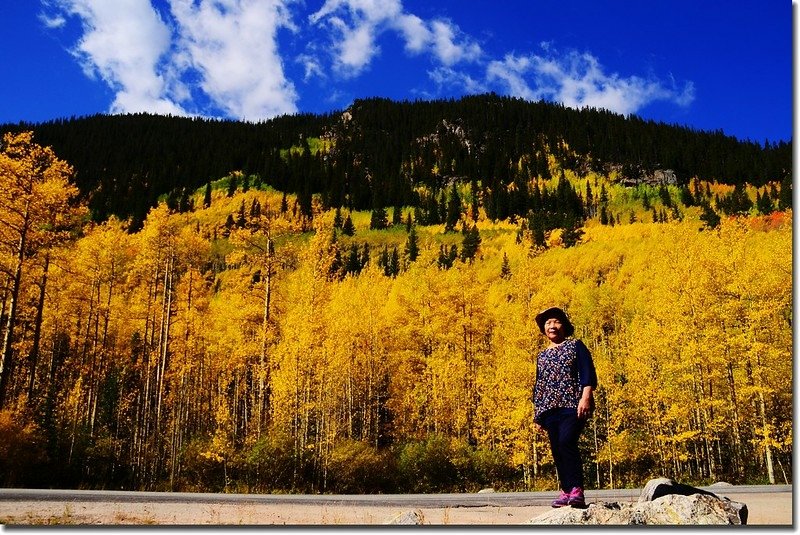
[0, 131, 85, 409]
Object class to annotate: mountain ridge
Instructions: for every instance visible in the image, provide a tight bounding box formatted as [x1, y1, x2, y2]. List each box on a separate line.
[1, 94, 791, 229]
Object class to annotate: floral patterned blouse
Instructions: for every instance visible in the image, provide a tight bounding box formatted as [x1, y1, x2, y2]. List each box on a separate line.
[533, 338, 597, 423]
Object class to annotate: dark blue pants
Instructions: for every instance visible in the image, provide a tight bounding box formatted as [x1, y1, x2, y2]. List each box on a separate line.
[540, 408, 586, 492]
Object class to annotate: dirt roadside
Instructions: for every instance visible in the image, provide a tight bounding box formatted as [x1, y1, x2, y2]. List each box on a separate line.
[0, 490, 791, 525]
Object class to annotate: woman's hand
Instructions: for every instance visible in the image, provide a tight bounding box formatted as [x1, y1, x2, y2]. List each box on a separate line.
[577, 387, 594, 419]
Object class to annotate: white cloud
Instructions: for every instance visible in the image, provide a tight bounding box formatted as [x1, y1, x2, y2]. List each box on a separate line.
[308, 0, 482, 76]
[38, 12, 67, 29]
[48, 0, 186, 116]
[487, 49, 695, 116]
[169, 0, 299, 120]
[429, 67, 486, 95]
[429, 20, 481, 66]
[395, 14, 429, 53]
[44, 0, 300, 120]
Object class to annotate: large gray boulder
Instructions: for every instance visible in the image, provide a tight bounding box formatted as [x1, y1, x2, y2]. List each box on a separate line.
[526, 478, 748, 525]
[527, 494, 747, 525]
[639, 477, 717, 502]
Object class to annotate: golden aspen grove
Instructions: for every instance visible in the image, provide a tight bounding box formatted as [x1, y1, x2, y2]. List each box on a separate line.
[0, 131, 791, 493]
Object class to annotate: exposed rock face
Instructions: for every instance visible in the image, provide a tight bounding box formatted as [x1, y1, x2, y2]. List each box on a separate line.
[526, 478, 748, 525]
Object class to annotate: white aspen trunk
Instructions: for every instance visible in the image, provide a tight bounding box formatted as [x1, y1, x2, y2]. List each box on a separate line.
[758, 390, 775, 484]
[0, 201, 30, 409]
[259, 238, 272, 435]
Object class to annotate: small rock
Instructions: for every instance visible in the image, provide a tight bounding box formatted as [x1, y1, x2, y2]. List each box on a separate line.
[477, 488, 495, 493]
[386, 509, 425, 525]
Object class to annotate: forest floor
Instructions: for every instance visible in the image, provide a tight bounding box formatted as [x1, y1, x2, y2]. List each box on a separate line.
[0, 488, 791, 526]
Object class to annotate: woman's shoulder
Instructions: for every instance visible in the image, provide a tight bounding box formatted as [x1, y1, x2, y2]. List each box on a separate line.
[571, 338, 592, 354]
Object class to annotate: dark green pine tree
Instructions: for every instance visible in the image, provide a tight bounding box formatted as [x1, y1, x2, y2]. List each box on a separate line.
[166, 188, 180, 212]
[236, 200, 247, 227]
[679, 184, 694, 207]
[528, 211, 546, 247]
[437, 244, 458, 269]
[438, 189, 449, 225]
[699, 201, 721, 229]
[224, 214, 235, 236]
[179, 187, 191, 213]
[328, 229, 343, 280]
[389, 247, 400, 277]
[405, 212, 413, 233]
[405, 225, 419, 262]
[561, 216, 584, 248]
[203, 182, 212, 208]
[342, 213, 355, 236]
[250, 199, 261, 219]
[460, 224, 481, 262]
[444, 183, 461, 232]
[369, 184, 389, 230]
[756, 190, 774, 215]
[227, 174, 239, 197]
[280, 192, 289, 213]
[360, 242, 371, 269]
[242, 174, 251, 192]
[778, 174, 792, 210]
[345, 243, 361, 275]
[692, 179, 705, 202]
[585, 180, 594, 218]
[297, 189, 313, 219]
[500, 252, 512, 280]
[333, 206, 343, 229]
[445, 184, 462, 232]
[392, 205, 403, 226]
[599, 204, 609, 225]
[447, 244, 458, 266]
[378, 246, 391, 276]
[658, 185, 672, 207]
[641, 190, 651, 210]
[769, 183, 780, 201]
[370, 201, 388, 229]
[598, 184, 609, 225]
[470, 179, 480, 221]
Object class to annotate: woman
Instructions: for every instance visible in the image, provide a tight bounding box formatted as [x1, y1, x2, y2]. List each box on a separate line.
[532, 306, 597, 508]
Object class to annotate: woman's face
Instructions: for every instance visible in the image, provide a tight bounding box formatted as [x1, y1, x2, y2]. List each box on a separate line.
[543, 317, 566, 343]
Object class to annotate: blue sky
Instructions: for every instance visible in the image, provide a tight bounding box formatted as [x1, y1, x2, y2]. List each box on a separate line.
[0, 1, 792, 143]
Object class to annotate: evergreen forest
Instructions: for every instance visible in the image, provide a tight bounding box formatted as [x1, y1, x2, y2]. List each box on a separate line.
[0, 95, 792, 493]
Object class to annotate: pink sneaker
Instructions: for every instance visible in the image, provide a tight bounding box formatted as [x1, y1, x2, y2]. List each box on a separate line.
[567, 486, 585, 507]
[551, 490, 570, 507]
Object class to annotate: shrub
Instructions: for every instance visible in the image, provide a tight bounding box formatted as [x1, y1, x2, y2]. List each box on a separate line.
[325, 439, 396, 493]
[0, 409, 46, 486]
[396, 434, 457, 492]
[242, 433, 309, 493]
